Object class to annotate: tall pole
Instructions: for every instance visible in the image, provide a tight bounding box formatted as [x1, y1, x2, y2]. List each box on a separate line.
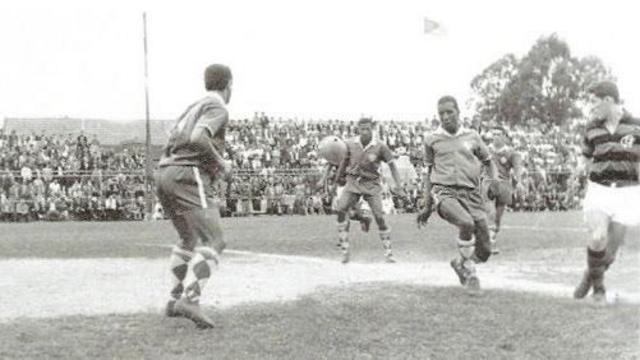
[143, 12, 152, 218]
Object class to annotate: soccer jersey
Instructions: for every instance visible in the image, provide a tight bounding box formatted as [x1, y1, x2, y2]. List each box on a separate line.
[581, 112, 640, 184]
[424, 127, 491, 189]
[159, 92, 228, 169]
[343, 137, 394, 183]
[491, 145, 522, 181]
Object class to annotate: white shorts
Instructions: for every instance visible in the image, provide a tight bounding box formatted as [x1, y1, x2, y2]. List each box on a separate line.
[583, 181, 640, 226]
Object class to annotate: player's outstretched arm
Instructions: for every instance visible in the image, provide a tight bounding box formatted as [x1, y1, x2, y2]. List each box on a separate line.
[417, 166, 434, 229]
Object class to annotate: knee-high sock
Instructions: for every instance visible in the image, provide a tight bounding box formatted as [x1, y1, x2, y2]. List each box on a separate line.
[169, 246, 193, 300]
[457, 237, 477, 272]
[337, 220, 350, 253]
[379, 228, 392, 257]
[587, 247, 607, 285]
[184, 246, 219, 302]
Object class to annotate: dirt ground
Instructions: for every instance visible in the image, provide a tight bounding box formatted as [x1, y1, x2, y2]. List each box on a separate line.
[1, 247, 638, 322]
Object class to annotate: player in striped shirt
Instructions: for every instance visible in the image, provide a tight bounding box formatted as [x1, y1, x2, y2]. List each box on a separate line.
[155, 64, 233, 328]
[573, 81, 640, 304]
[417, 96, 499, 293]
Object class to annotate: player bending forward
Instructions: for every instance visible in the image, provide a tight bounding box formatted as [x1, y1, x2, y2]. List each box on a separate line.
[155, 64, 233, 329]
[317, 135, 372, 233]
[334, 118, 404, 264]
[417, 96, 499, 293]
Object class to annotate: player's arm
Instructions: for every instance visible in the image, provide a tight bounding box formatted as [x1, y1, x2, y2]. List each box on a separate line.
[417, 143, 435, 228]
[189, 108, 229, 172]
[380, 144, 403, 192]
[334, 149, 349, 186]
[475, 132, 498, 181]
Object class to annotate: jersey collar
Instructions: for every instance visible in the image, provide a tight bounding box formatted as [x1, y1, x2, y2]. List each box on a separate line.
[434, 126, 471, 137]
[206, 91, 226, 107]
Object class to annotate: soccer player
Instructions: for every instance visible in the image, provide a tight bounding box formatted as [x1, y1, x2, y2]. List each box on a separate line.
[334, 118, 403, 263]
[317, 136, 372, 232]
[485, 127, 524, 254]
[573, 81, 640, 303]
[417, 95, 499, 293]
[154, 64, 233, 328]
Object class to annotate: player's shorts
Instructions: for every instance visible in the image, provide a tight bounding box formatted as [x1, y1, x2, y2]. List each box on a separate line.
[432, 184, 487, 221]
[337, 189, 384, 219]
[155, 165, 225, 252]
[484, 179, 513, 206]
[583, 180, 640, 227]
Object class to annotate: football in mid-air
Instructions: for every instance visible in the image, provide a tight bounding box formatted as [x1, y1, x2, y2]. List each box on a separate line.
[317, 135, 347, 165]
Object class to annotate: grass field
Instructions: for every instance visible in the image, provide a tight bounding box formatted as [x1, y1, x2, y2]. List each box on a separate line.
[0, 211, 639, 359]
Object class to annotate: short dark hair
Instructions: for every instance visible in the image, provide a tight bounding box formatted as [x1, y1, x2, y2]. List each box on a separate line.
[357, 117, 373, 126]
[588, 81, 619, 103]
[437, 95, 459, 112]
[204, 64, 232, 91]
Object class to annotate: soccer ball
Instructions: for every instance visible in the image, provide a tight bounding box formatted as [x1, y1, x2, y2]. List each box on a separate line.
[317, 136, 347, 166]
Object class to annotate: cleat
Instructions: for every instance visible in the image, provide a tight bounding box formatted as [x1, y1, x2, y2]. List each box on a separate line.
[341, 250, 350, 264]
[490, 241, 500, 255]
[165, 299, 181, 318]
[450, 258, 467, 285]
[573, 269, 592, 299]
[360, 217, 372, 233]
[385, 254, 396, 263]
[465, 274, 481, 294]
[174, 298, 215, 329]
[592, 287, 606, 305]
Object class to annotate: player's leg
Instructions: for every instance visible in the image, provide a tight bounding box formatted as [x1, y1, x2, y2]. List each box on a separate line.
[436, 192, 479, 291]
[336, 190, 361, 263]
[364, 193, 394, 263]
[574, 208, 610, 300]
[348, 201, 372, 233]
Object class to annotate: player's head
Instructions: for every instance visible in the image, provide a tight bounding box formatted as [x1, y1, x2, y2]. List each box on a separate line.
[204, 64, 233, 104]
[437, 95, 460, 134]
[357, 117, 374, 144]
[587, 80, 620, 121]
[490, 126, 510, 148]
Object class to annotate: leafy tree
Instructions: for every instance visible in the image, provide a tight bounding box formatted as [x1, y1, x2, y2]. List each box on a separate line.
[470, 34, 614, 127]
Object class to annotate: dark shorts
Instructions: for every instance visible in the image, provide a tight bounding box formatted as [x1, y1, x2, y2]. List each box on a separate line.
[432, 184, 487, 221]
[484, 179, 513, 206]
[337, 190, 384, 219]
[155, 166, 225, 252]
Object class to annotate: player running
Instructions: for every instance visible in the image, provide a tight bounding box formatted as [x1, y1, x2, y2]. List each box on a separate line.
[484, 127, 524, 254]
[573, 81, 640, 304]
[154, 64, 233, 329]
[417, 96, 499, 293]
[334, 118, 404, 264]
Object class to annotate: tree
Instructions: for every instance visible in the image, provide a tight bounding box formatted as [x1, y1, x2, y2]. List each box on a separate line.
[470, 34, 614, 127]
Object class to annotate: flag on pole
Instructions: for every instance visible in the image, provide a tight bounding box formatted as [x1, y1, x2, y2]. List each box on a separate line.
[424, 17, 446, 36]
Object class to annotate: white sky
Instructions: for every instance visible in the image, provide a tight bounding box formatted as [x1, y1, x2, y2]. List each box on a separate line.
[0, 0, 638, 122]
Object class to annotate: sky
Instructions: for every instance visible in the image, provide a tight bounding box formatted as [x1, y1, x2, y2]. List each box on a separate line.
[0, 0, 638, 122]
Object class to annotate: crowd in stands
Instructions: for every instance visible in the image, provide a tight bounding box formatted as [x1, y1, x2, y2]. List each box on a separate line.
[0, 129, 147, 222]
[1, 113, 587, 222]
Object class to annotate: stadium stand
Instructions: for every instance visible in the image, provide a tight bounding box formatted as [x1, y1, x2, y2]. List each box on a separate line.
[0, 115, 587, 222]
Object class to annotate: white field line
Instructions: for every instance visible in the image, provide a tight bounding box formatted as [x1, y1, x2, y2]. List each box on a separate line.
[0, 249, 638, 322]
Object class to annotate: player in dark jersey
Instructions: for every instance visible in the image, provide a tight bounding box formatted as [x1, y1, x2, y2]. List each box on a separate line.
[573, 81, 640, 304]
[154, 64, 233, 328]
[485, 127, 524, 254]
[334, 118, 404, 264]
